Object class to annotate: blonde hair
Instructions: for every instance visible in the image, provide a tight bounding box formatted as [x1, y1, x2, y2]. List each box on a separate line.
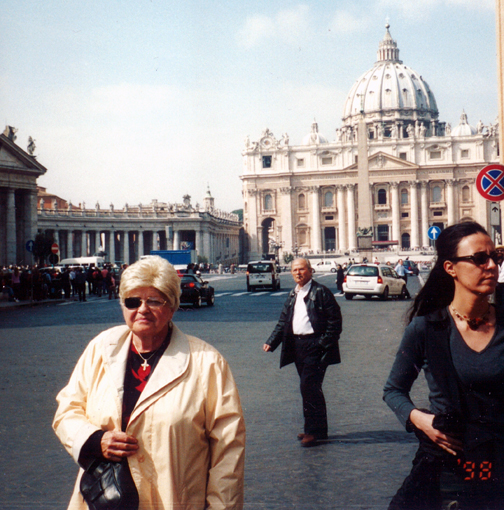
[119, 256, 180, 311]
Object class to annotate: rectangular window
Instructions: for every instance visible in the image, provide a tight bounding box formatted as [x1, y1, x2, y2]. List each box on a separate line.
[433, 211, 443, 217]
[461, 149, 470, 158]
[399, 152, 407, 161]
[297, 158, 305, 167]
[430, 151, 442, 160]
[262, 156, 272, 168]
[325, 216, 334, 220]
[401, 212, 409, 218]
[321, 157, 332, 165]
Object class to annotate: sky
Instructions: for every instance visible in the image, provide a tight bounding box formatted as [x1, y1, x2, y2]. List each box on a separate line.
[0, 0, 498, 213]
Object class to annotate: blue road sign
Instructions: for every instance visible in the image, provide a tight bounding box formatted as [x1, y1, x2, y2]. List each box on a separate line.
[428, 226, 441, 241]
[26, 240, 35, 252]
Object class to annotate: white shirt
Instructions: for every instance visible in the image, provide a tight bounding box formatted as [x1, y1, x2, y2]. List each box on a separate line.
[498, 262, 504, 283]
[292, 280, 315, 335]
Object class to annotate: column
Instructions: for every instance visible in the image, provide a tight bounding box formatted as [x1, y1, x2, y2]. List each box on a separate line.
[346, 184, 357, 250]
[248, 189, 260, 258]
[165, 225, 174, 250]
[108, 231, 115, 264]
[173, 230, 180, 250]
[53, 230, 60, 248]
[446, 179, 456, 226]
[24, 190, 38, 265]
[81, 231, 87, 257]
[420, 182, 429, 247]
[337, 185, 347, 251]
[6, 188, 16, 265]
[391, 183, 400, 243]
[409, 181, 420, 248]
[196, 230, 203, 256]
[280, 187, 293, 255]
[66, 230, 73, 258]
[311, 187, 321, 252]
[95, 231, 101, 253]
[123, 231, 130, 265]
[203, 230, 211, 262]
[138, 230, 144, 258]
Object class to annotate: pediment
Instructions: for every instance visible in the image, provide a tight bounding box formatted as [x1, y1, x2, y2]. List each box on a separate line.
[0, 134, 47, 177]
[368, 152, 418, 171]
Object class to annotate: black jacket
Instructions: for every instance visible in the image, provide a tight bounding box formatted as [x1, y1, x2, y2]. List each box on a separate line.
[266, 280, 342, 367]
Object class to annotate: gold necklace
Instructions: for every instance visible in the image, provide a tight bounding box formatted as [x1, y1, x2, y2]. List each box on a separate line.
[450, 305, 491, 331]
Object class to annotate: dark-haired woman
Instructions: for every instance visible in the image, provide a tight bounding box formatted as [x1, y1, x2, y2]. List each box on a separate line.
[384, 221, 504, 509]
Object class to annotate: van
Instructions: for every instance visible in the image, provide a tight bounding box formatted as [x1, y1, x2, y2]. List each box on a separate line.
[246, 261, 280, 292]
[58, 256, 105, 268]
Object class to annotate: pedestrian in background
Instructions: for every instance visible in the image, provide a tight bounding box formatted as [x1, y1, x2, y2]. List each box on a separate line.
[263, 258, 342, 447]
[336, 264, 344, 295]
[384, 221, 504, 509]
[394, 259, 411, 299]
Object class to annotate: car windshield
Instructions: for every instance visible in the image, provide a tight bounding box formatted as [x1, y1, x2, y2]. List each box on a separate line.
[181, 275, 200, 283]
[247, 264, 273, 273]
[348, 266, 378, 277]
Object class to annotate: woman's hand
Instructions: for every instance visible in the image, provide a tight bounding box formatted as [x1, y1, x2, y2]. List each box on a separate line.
[409, 409, 463, 456]
[101, 431, 139, 462]
[262, 344, 271, 352]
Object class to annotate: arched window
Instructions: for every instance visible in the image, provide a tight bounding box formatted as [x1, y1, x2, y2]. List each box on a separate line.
[462, 186, 470, 202]
[324, 191, 333, 207]
[378, 188, 387, 205]
[298, 230, 306, 245]
[298, 193, 306, 209]
[401, 233, 411, 249]
[432, 186, 442, 203]
[401, 189, 408, 205]
[264, 194, 273, 211]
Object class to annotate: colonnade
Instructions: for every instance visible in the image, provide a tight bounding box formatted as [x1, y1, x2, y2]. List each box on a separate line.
[0, 187, 38, 266]
[247, 178, 464, 259]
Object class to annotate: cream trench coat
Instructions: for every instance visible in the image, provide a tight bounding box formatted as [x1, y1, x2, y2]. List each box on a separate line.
[53, 323, 245, 510]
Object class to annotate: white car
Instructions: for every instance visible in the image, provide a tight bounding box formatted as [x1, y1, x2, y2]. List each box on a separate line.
[343, 264, 407, 300]
[246, 261, 281, 291]
[313, 260, 338, 273]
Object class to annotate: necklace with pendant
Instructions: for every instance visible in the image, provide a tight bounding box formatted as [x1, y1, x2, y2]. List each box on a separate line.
[451, 305, 491, 331]
[136, 350, 157, 371]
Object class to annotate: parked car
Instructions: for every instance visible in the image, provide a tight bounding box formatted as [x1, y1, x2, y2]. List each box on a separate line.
[402, 259, 419, 276]
[343, 264, 407, 300]
[246, 261, 280, 291]
[313, 260, 338, 273]
[179, 274, 215, 308]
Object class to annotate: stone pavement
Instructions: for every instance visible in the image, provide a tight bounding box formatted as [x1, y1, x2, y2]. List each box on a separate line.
[0, 277, 428, 510]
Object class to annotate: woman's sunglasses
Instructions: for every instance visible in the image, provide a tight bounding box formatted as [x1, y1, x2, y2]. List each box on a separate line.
[123, 297, 167, 310]
[450, 251, 502, 267]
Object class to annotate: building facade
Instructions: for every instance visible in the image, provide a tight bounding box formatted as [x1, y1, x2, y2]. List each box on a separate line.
[241, 25, 500, 261]
[0, 128, 47, 266]
[37, 188, 242, 266]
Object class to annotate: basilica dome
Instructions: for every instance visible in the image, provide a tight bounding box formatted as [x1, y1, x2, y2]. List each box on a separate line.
[302, 121, 328, 145]
[342, 24, 439, 135]
[451, 111, 477, 137]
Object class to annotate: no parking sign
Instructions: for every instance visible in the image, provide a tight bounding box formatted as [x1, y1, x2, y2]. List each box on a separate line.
[476, 164, 504, 201]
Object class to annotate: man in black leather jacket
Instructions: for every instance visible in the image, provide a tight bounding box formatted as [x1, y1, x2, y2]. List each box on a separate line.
[263, 258, 342, 446]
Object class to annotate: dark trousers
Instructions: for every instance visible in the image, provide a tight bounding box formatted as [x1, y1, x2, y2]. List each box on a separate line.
[399, 275, 411, 299]
[293, 334, 328, 438]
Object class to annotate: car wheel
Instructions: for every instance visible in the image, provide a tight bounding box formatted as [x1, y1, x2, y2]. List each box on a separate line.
[380, 287, 389, 301]
[206, 293, 215, 306]
[399, 286, 407, 300]
[193, 295, 202, 308]
[344, 293, 354, 300]
[365, 294, 372, 300]
[331, 268, 336, 273]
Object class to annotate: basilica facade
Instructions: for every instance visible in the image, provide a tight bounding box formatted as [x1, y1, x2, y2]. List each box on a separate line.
[241, 25, 500, 261]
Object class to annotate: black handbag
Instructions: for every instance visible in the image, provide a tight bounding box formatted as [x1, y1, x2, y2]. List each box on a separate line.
[80, 458, 139, 510]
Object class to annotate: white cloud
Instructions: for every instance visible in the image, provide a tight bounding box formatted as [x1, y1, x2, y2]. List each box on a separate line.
[237, 14, 275, 48]
[237, 5, 311, 48]
[446, 0, 494, 9]
[331, 10, 372, 34]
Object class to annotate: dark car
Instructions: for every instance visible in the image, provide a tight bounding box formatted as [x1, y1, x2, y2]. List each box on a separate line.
[180, 274, 215, 308]
[402, 260, 419, 276]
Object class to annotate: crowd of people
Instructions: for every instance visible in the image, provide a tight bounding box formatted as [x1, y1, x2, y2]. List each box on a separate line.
[0, 263, 129, 303]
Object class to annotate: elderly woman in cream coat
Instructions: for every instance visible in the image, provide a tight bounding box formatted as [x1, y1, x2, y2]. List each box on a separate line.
[53, 256, 245, 510]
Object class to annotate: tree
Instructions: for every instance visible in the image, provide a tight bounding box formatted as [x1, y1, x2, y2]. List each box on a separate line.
[231, 209, 243, 222]
[33, 231, 54, 265]
[283, 252, 294, 265]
